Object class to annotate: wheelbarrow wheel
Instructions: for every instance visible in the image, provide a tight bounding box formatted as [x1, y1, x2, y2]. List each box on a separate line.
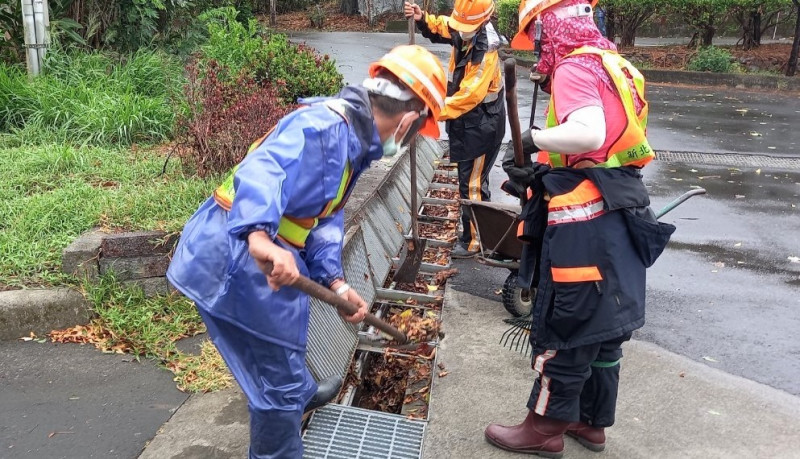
[502, 270, 533, 317]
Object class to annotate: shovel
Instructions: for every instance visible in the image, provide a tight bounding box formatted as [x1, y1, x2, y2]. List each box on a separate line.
[264, 262, 408, 344]
[393, 10, 427, 284]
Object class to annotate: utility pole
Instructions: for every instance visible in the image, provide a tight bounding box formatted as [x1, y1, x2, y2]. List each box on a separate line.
[20, 0, 49, 76]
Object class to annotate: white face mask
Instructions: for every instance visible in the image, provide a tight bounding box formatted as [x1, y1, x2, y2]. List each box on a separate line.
[459, 30, 477, 41]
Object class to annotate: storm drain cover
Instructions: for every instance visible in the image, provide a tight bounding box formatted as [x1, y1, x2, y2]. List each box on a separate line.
[303, 405, 425, 459]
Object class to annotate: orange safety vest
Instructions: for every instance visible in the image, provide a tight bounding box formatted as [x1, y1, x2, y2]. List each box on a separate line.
[212, 106, 354, 248]
[542, 46, 655, 169]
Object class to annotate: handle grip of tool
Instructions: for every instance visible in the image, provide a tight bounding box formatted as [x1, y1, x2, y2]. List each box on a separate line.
[503, 58, 525, 168]
[408, 7, 416, 45]
[263, 262, 408, 343]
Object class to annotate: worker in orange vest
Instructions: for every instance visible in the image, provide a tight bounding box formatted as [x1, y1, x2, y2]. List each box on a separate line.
[405, 0, 506, 258]
[486, 1, 675, 456]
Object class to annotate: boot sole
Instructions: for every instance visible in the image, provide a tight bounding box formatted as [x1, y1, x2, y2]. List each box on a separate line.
[484, 433, 564, 458]
[565, 432, 605, 452]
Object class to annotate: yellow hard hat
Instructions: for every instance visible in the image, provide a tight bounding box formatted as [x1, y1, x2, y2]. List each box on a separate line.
[369, 45, 447, 138]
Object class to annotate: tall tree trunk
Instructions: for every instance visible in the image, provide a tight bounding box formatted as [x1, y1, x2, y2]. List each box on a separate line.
[701, 23, 716, 46]
[787, 0, 800, 76]
[341, 0, 359, 15]
[605, 7, 616, 43]
[753, 11, 762, 45]
[620, 23, 637, 47]
[269, 0, 276, 26]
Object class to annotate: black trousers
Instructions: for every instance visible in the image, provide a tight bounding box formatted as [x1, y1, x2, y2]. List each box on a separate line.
[457, 142, 501, 250]
[526, 333, 633, 428]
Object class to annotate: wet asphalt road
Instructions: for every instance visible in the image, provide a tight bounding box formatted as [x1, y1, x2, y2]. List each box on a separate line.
[288, 32, 800, 396]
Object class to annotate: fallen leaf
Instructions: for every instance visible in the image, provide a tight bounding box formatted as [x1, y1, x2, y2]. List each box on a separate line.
[702, 356, 718, 362]
[749, 132, 762, 137]
[437, 371, 449, 378]
[437, 362, 446, 370]
[678, 371, 686, 378]
[426, 285, 438, 292]
[713, 262, 725, 268]
[494, 289, 502, 295]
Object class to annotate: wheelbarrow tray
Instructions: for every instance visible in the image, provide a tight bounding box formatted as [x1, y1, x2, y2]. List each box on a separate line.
[460, 199, 523, 261]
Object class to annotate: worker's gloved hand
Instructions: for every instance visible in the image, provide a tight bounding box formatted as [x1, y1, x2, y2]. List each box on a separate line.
[521, 127, 540, 155]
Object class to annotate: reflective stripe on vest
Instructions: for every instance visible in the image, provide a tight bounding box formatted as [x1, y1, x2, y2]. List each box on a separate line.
[547, 179, 605, 225]
[212, 102, 353, 248]
[545, 47, 655, 169]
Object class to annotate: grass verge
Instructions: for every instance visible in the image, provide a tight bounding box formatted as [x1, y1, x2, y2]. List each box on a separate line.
[0, 143, 215, 289]
[48, 275, 233, 393]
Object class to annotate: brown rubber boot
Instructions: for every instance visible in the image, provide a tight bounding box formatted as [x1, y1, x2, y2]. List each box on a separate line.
[566, 422, 606, 452]
[484, 411, 569, 458]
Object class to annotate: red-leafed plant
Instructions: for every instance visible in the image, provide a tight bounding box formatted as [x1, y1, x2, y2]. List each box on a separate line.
[179, 59, 294, 177]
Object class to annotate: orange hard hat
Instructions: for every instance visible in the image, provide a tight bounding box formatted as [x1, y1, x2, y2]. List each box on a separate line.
[449, 0, 495, 33]
[368, 45, 447, 138]
[511, 0, 599, 50]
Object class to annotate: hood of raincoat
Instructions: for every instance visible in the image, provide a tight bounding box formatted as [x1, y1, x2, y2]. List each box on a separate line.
[299, 85, 384, 171]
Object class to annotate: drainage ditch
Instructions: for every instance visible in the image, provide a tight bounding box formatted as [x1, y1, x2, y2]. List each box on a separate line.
[302, 151, 462, 459]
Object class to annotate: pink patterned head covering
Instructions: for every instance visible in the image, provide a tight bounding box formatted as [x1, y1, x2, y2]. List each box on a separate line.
[530, 0, 615, 84]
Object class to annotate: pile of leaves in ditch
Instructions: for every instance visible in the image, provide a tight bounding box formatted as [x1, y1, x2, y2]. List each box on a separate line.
[422, 246, 451, 266]
[428, 188, 460, 201]
[392, 268, 458, 294]
[419, 221, 457, 243]
[357, 353, 433, 418]
[388, 309, 441, 344]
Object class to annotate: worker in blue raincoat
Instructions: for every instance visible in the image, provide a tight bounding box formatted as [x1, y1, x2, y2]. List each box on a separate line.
[166, 45, 447, 459]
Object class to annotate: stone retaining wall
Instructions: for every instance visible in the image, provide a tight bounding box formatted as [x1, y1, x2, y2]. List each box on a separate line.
[62, 230, 178, 297]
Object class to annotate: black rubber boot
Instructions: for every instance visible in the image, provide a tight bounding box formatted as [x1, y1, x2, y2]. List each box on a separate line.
[304, 375, 343, 414]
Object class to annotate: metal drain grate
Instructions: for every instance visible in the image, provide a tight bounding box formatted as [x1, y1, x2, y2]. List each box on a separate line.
[657, 151, 800, 170]
[303, 405, 426, 459]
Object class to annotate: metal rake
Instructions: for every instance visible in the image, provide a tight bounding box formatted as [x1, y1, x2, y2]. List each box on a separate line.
[500, 314, 533, 357]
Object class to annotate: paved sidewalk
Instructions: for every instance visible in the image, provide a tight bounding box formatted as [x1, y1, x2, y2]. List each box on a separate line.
[423, 288, 800, 458]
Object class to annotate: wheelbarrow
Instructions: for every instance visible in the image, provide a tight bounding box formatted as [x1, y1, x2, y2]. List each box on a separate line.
[460, 199, 531, 317]
[462, 187, 709, 318]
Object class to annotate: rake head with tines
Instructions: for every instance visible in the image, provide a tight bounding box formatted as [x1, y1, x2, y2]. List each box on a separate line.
[500, 314, 533, 357]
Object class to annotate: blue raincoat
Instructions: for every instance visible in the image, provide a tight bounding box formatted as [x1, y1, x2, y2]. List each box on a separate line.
[167, 86, 384, 458]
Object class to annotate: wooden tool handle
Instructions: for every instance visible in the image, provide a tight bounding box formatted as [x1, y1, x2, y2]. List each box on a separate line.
[264, 262, 408, 343]
[503, 58, 525, 168]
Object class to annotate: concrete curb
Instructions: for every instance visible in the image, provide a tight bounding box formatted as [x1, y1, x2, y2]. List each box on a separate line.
[498, 49, 799, 92]
[0, 288, 90, 341]
[641, 69, 800, 92]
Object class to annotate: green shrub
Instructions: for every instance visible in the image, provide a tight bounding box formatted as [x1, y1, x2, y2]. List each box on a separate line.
[687, 46, 733, 73]
[0, 48, 184, 145]
[497, 0, 521, 39]
[198, 7, 343, 103]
